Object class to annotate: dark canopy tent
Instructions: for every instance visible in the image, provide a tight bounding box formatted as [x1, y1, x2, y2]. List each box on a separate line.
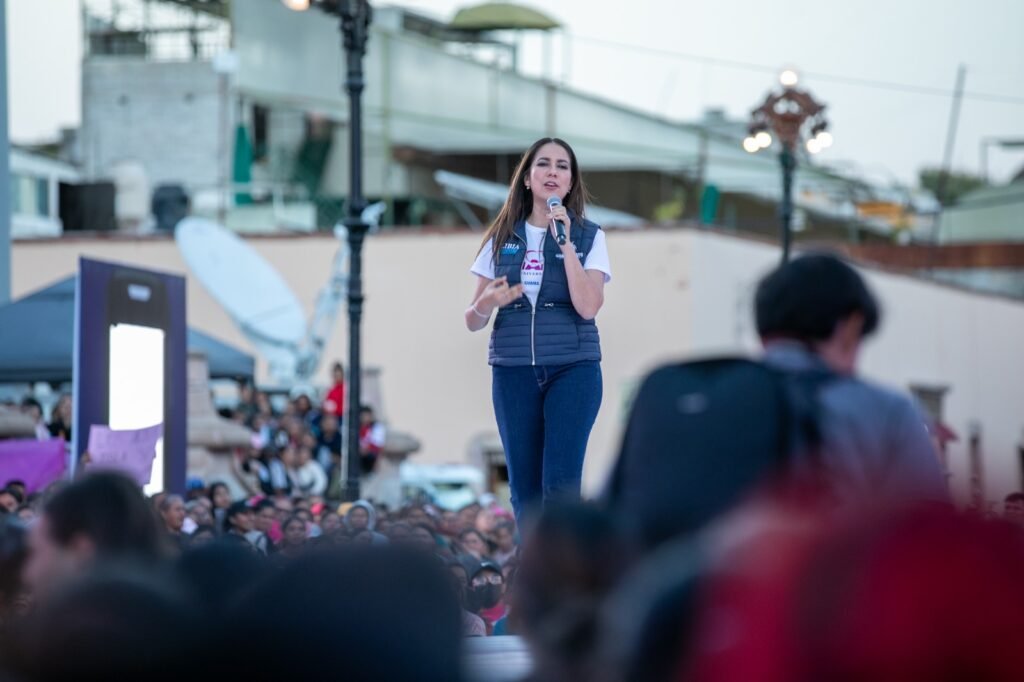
[0, 276, 254, 383]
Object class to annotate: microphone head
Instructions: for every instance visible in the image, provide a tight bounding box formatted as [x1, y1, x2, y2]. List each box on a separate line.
[546, 195, 562, 209]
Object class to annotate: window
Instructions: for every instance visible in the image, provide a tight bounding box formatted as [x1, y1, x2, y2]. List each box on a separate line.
[253, 104, 269, 162]
[910, 384, 952, 471]
[10, 174, 20, 214]
[11, 174, 49, 218]
[910, 385, 947, 424]
[36, 178, 49, 217]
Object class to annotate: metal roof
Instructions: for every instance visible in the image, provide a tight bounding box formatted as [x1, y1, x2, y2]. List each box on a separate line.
[434, 170, 645, 228]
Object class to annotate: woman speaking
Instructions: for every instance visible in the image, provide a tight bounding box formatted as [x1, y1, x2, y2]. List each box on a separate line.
[465, 138, 611, 523]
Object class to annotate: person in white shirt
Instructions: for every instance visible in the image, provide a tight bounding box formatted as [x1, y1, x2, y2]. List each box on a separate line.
[285, 445, 328, 497]
[464, 138, 611, 524]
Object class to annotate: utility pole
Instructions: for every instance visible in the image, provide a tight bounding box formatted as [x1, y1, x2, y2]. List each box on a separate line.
[935, 64, 966, 208]
[0, 1, 11, 305]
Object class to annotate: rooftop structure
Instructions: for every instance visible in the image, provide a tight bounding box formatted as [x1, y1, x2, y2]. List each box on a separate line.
[68, 0, 929, 242]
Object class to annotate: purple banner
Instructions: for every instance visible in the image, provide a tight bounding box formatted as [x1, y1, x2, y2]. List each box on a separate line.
[0, 439, 67, 493]
[87, 423, 163, 487]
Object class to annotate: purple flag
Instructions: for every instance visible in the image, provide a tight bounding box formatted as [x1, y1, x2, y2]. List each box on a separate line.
[0, 439, 67, 494]
[87, 423, 163, 487]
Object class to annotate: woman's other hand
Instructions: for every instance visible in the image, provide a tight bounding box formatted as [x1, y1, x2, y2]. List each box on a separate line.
[481, 276, 524, 310]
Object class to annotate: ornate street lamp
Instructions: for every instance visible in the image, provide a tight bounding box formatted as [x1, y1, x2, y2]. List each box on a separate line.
[284, 0, 373, 501]
[743, 70, 830, 263]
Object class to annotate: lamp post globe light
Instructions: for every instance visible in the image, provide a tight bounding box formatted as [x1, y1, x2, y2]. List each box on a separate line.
[284, 0, 373, 501]
[743, 70, 830, 263]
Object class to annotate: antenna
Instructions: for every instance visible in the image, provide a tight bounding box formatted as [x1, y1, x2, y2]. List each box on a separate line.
[297, 202, 384, 377]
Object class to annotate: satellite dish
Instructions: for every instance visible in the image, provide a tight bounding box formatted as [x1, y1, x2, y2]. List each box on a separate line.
[176, 217, 305, 344]
[176, 217, 307, 381]
[175, 212, 390, 386]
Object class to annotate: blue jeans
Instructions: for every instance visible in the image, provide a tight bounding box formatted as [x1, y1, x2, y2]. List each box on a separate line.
[492, 361, 602, 523]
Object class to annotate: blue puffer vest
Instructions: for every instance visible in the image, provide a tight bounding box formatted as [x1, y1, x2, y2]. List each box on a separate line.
[488, 215, 602, 366]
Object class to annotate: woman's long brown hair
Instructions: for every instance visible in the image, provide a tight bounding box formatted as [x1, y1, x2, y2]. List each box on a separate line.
[482, 138, 591, 262]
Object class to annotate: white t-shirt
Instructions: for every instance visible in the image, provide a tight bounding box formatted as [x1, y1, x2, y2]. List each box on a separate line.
[470, 224, 612, 308]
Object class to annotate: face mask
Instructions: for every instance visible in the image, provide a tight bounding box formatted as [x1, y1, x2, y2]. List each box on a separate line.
[469, 584, 502, 610]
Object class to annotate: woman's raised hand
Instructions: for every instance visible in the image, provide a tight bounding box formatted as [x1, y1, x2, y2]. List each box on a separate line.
[482, 276, 524, 309]
[546, 204, 570, 242]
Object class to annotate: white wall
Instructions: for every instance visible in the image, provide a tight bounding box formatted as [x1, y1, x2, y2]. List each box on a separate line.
[12, 228, 1024, 505]
[858, 268, 1024, 506]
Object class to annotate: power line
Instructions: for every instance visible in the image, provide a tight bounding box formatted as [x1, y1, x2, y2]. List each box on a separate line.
[802, 69, 1024, 105]
[568, 33, 1024, 106]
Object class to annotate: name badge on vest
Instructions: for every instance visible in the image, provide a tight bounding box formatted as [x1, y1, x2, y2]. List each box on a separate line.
[500, 241, 519, 256]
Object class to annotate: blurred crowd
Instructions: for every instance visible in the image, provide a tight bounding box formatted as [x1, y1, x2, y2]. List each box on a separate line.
[6, 360, 385, 501]
[11, 393, 73, 443]
[2, 254, 1024, 681]
[0, 470, 1022, 682]
[219, 361, 387, 500]
[0, 468, 523, 680]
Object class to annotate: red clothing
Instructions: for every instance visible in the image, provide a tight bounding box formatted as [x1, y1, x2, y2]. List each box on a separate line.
[681, 506, 1024, 682]
[323, 382, 345, 417]
[480, 602, 508, 635]
[359, 422, 385, 455]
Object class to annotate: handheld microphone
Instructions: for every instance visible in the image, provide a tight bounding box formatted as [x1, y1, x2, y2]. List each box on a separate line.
[547, 195, 567, 246]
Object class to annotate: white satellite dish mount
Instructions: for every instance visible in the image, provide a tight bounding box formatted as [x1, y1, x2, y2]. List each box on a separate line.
[175, 206, 383, 386]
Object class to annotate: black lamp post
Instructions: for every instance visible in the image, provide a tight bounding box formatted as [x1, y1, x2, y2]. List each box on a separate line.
[743, 70, 830, 263]
[284, 0, 372, 501]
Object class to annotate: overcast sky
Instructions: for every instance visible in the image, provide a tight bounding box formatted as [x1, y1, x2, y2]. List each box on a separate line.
[6, 0, 1024, 186]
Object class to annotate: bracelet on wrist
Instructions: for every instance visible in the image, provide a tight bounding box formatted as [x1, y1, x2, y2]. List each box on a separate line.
[469, 303, 491, 318]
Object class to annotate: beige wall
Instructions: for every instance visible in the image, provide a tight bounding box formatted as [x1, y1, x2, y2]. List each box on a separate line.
[11, 229, 692, 494]
[12, 229, 1024, 505]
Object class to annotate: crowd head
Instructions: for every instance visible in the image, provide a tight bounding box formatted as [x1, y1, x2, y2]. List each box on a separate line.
[22, 472, 166, 598]
[755, 252, 880, 374]
[0, 464, 535, 680]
